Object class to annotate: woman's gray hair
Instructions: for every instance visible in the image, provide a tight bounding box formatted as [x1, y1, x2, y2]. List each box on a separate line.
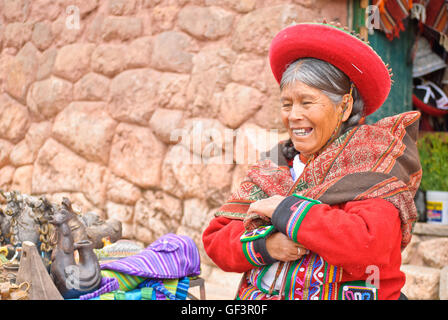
[280, 58, 364, 134]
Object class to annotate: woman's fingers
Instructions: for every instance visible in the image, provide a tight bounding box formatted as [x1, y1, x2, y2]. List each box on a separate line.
[247, 195, 286, 219]
[266, 232, 309, 262]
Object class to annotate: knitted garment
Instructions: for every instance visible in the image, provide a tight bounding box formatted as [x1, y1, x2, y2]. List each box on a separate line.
[100, 269, 145, 291]
[215, 111, 422, 250]
[100, 233, 201, 279]
[78, 277, 190, 300]
[78, 277, 120, 300]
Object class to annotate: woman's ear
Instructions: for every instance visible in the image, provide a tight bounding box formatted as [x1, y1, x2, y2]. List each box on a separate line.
[340, 94, 353, 122]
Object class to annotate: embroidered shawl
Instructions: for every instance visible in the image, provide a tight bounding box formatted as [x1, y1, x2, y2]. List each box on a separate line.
[215, 111, 422, 249]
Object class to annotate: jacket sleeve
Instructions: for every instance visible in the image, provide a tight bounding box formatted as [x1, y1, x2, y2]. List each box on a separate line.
[271, 195, 402, 274]
[202, 216, 277, 273]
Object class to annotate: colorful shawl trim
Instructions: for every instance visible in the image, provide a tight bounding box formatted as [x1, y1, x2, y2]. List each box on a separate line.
[215, 111, 422, 249]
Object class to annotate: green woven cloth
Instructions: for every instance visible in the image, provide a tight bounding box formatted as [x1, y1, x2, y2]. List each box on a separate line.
[100, 269, 145, 291]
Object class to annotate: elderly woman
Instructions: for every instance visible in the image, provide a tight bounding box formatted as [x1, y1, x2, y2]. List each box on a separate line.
[202, 23, 422, 300]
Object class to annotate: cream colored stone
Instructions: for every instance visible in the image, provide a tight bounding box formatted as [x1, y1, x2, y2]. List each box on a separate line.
[151, 31, 196, 73]
[72, 0, 99, 17]
[32, 138, 108, 208]
[178, 5, 234, 40]
[234, 123, 281, 166]
[32, 138, 86, 194]
[100, 16, 143, 41]
[418, 238, 448, 269]
[53, 43, 95, 82]
[109, 68, 161, 126]
[4, 42, 38, 103]
[0, 139, 13, 168]
[109, 123, 166, 188]
[79, 162, 108, 208]
[150, 5, 179, 33]
[36, 47, 57, 81]
[2, 0, 31, 22]
[0, 166, 15, 190]
[106, 173, 142, 206]
[0, 94, 30, 143]
[9, 121, 52, 166]
[149, 108, 185, 144]
[126, 37, 152, 69]
[52, 102, 117, 164]
[108, 0, 138, 15]
[230, 54, 266, 92]
[106, 201, 134, 223]
[73, 73, 110, 101]
[440, 266, 448, 300]
[3, 22, 33, 49]
[157, 72, 190, 110]
[51, 16, 84, 47]
[91, 44, 127, 77]
[316, 0, 348, 26]
[182, 198, 209, 231]
[142, 189, 183, 221]
[31, 20, 53, 51]
[29, 0, 61, 22]
[162, 144, 233, 205]
[232, 4, 320, 54]
[401, 235, 422, 265]
[133, 190, 182, 244]
[218, 82, 264, 129]
[177, 118, 233, 159]
[26, 76, 73, 119]
[187, 47, 234, 118]
[11, 165, 33, 195]
[401, 265, 440, 300]
[205, 0, 256, 13]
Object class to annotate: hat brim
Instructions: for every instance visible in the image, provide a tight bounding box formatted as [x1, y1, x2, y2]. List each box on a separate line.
[269, 23, 391, 116]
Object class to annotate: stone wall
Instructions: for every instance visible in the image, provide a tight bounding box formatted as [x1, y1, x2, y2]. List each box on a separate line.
[401, 223, 448, 300]
[0, 0, 347, 272]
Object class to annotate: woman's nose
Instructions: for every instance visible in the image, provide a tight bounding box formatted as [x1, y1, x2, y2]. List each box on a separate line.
[288, 104, 305, 121]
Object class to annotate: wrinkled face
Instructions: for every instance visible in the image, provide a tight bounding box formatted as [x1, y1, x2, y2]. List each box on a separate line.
[280, 80, 349, 159]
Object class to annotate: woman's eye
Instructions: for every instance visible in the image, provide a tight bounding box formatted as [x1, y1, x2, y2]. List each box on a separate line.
[282, 104, 292, 109]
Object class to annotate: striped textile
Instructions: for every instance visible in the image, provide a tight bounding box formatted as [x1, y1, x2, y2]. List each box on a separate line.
[373, 0, 448, 40]
[78, 277, 120, 300]
[100, 269, 145, 291]
[78, 277, 191, 300]
[100, 233, 201, 279]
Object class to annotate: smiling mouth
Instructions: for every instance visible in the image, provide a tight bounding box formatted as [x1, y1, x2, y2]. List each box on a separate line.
[292, 128, 313, 137]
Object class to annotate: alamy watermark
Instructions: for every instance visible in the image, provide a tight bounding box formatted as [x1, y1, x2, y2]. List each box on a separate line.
[167, 120, 281, 167]
[65, 5, 80, 30]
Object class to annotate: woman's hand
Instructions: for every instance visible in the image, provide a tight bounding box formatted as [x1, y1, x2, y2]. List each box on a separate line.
[266, 232, 309, 262]
[247, 195, 286, 219]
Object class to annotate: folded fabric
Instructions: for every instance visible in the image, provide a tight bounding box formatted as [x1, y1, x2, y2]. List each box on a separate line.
[95, 240, 144, 260]
[78, 277, 120, 300]
[100, 233, 201, 279]
[100, 269, 145, 291]
[83, 277, 191, 300]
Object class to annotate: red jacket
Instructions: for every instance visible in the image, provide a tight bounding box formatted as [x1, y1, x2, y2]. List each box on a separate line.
[202, 196, 405, 300]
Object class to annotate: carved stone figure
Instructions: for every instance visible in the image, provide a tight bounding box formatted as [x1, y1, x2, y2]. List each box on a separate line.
[0, 190, 122, 252]
[49, 199, 101, 299]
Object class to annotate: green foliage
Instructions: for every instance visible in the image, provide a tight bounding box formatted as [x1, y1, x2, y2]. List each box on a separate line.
[418, 132, 448, 192]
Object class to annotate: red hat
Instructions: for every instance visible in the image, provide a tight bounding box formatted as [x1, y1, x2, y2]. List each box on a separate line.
[269, 23, 392, 116]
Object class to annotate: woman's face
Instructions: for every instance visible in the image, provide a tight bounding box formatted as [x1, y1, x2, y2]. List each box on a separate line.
[280, 80, 350, 159]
